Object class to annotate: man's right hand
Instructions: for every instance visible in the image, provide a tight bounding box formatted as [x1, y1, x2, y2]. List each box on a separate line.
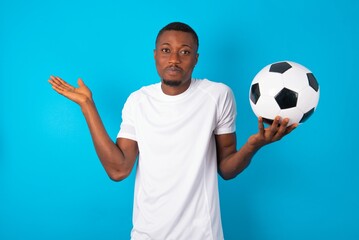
[48, 76, 92, 106]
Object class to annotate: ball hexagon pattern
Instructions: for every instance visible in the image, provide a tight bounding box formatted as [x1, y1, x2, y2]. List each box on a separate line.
[249, 61, 320, 125]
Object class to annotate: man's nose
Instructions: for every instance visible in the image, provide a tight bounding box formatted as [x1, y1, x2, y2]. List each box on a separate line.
[168, 52, 181, 64]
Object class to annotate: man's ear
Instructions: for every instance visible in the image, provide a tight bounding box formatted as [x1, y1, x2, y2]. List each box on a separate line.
[153, 49, 157, 59]
[195, 53, 199, 65]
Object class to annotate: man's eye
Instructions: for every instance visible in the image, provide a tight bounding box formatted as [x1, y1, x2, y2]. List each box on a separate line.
[179, 50, 190, 55]
[161, 48, 170, 53]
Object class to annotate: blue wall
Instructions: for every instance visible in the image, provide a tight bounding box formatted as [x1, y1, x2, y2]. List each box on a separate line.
[1, 0, 358, 239]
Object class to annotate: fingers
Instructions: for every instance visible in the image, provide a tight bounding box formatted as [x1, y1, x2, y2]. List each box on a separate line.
[49, 76, 75, 91]
[274, 118, 289, 139]
[271, 117, 297, 141]
[48, 76, 65, 94]
[267, 116, 281, 139]
[256, 116, 297, 146]
[258, 116, 265, 136]
[285, 122, 298, 135]
[49, 76, 79, 96]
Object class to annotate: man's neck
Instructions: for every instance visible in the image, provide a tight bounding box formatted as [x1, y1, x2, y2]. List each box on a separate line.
[161, 78, 191, 96]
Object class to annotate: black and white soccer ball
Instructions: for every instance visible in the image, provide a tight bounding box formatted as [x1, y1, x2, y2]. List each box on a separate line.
[249, 61, 320, 125]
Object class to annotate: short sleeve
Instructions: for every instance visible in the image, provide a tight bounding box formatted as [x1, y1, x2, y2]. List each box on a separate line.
[214, 86, 237, 135]
[117, 93, 137, 141]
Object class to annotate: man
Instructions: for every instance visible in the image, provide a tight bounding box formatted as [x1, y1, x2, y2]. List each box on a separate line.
[49, 22, 296, 240]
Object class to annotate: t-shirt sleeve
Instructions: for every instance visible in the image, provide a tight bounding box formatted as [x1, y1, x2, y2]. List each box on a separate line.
[117, 93, 137, 141]
[214, 85, 237, 135]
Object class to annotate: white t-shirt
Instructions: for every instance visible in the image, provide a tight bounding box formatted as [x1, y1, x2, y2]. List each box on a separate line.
[117, 79, 237, 240]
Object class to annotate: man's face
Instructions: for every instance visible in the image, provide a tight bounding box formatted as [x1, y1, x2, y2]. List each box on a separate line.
[154, 30, 199, 88]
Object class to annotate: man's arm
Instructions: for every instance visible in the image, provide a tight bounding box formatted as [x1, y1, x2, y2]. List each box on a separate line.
[215, 116, 297, 180]
[48, 76, 138, 181]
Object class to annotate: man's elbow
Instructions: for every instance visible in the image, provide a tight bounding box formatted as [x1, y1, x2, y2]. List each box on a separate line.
[218, 170, 237, 181]
[108, 169, 131, 182]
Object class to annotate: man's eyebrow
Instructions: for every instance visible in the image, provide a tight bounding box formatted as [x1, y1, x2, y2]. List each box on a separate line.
[160, 42, 193, 49]
[182, 44, 193, 49]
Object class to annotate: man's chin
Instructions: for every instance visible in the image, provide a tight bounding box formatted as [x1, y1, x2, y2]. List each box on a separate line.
[162, 79, 182, 87]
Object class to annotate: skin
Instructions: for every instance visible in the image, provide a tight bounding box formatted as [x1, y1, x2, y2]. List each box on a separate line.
[48, 30, 297, 181]
[154, 30, 199, 95]
[49, 76, 138, 181]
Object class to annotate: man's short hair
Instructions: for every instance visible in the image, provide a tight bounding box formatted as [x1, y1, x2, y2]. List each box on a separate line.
[155, 22, 199, 49]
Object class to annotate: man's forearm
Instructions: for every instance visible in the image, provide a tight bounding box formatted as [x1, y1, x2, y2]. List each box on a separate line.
[80, 99, 131, 180]
[219, 142, 261, 180]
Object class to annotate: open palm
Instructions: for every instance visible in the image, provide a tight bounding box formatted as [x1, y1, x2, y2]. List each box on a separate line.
[248, 116, 297, 149]
[48, 76, 92, 105]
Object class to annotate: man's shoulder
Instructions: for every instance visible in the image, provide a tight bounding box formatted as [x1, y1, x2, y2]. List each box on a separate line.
[128, 82, 160, 99]
[195, 78, 233, 97]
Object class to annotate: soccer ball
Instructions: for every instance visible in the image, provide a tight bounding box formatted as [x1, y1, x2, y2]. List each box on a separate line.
[249, 61, 320, 125]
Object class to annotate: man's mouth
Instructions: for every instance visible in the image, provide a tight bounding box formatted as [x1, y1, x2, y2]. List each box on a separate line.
[165, 66, 182, 73]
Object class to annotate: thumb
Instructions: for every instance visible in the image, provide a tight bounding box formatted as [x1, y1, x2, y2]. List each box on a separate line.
[77, 78, 85, 87]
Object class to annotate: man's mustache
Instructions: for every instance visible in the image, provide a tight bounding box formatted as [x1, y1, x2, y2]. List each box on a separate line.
[165, 65, 183, 71]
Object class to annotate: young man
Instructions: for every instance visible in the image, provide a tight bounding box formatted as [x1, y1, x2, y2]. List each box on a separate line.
[49, 22, 296, 240]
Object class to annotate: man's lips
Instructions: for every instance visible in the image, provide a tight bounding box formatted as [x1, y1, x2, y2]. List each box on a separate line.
[165, 66, 183, 74]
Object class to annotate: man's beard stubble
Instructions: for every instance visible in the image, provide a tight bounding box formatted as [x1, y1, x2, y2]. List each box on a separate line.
[162, 79, 182, 87]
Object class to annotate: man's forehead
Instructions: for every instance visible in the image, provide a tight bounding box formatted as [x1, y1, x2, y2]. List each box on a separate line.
[157, 30, 197, 46]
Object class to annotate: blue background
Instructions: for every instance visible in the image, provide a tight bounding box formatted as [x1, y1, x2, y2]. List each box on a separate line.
[1, 0, 358, 239]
